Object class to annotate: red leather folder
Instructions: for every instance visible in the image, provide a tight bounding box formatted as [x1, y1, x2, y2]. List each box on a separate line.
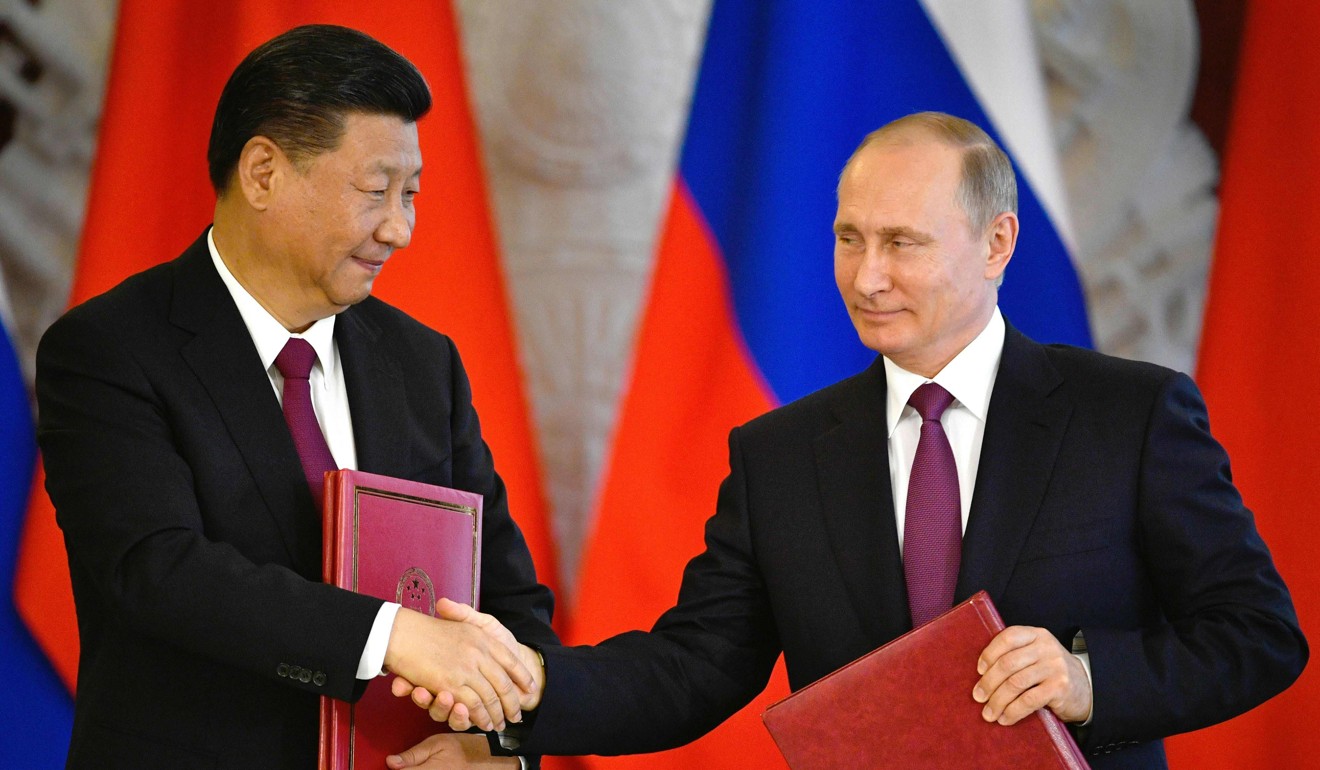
[762, 591, 1089, 769]
[319, 469, 482, 770]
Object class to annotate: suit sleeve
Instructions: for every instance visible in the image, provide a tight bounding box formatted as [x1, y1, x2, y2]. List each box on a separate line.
[1079, 371, 1307, 751]
[37, 309, 381, 702]
[521, 426, 780, 756]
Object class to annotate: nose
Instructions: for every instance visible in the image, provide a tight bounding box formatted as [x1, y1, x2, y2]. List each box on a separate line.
[376, 196, 414, 250]
[852, 247, 893, 295]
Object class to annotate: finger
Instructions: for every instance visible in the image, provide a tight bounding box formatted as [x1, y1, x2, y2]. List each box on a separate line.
[974, 629, 1049, 705]
[425, 693, 456, 727]
[983, 660, 1051, 723]
[482, 634, 534, 695]
[453, 682, 500, 732]
[386, 733, 447, 768]
[470, 664, 516, 730]
[477, 655, 524, 725]
[435, 597, 474, 622]
[410, 686, 438, 710]
[976, 626, 1038, 675]
[391, 676, 414, 699]
[444, 700, 473, 732]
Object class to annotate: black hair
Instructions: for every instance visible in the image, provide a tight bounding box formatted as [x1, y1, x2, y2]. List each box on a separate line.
[207, 24, 431, 193]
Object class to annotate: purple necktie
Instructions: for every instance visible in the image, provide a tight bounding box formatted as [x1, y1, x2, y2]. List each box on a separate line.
[904, 382, 961, 628]
[274, 338, 337, 507]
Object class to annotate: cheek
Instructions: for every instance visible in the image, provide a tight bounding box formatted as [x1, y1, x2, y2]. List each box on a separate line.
[834, 253, 858, 290]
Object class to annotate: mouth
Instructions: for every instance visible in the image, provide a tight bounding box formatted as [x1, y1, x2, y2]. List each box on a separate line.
[856, 305, 903, 322]
[351, 255, 387, 273]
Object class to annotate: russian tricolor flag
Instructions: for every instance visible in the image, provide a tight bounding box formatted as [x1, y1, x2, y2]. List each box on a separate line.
[561, 2, 1090, 768]
[1, 305, 73, 763]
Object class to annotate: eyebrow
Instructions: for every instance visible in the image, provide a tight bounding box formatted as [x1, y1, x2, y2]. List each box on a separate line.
[367, 160, 423, 180]
[832, 222, 933, 243]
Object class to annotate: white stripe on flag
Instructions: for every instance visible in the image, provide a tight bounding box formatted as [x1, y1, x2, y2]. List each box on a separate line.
[919, 0, 1076, 252]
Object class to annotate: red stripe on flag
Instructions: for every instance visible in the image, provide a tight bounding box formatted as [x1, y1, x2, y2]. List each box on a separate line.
[1169, 5, 1319, 768]
[15, 0, 562, 694]
[551, 181, 790, 770]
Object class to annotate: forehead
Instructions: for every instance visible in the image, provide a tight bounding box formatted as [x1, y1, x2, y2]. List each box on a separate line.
[836, 137, 964, 221]
[844, 135, 962, 192]
[326, 112, 423, 176]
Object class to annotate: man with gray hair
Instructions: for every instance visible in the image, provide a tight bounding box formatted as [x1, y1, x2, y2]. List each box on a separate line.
[396, 111, 1305, 770]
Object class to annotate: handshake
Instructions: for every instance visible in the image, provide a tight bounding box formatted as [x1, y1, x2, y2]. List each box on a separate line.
[383, 597, 544, 734]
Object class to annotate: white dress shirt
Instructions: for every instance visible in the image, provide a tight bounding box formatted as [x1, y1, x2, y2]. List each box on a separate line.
[883, 307, 1004, 550]
[208, 229, 398, 680]
[881, 306, 1092, 721]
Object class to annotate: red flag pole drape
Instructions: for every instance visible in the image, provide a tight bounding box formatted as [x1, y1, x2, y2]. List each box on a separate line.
[1169, 4, 1318, 767]
[14, 0, 561, 693]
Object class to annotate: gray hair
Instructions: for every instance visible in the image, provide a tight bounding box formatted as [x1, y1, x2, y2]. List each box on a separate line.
[839, 111, 1017, 234]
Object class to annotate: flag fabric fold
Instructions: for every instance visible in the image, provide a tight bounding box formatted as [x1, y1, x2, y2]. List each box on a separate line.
[13, 0, 560, 748]
[1172, 4, 1319, 768]
[565, 1, 1090, 767]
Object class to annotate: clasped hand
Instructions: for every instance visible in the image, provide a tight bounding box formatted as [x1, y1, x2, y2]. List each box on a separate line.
[389, 598, 544, 732]
[384, 598, 541, 733]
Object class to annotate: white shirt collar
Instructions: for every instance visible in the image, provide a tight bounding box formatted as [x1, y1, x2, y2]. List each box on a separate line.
[883, 307, 1005, 437]
[207, 227, 338, 381]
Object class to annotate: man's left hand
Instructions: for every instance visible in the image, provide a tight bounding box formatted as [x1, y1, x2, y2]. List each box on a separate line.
[386, 733, 518, 769]
[972, 625, 1092, 725]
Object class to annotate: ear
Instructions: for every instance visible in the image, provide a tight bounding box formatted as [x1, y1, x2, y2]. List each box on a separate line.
[983, 211, 1019, 282]
[234, 136, 284, 211]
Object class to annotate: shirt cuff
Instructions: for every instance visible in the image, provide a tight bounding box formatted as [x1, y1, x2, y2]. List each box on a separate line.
[1070, 630, 1093, 727]
[356, 602, 401, 679]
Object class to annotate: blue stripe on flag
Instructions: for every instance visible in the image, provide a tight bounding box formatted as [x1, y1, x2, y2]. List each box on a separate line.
[1, 321, 73, 765]
[680, 0, 1092, 404]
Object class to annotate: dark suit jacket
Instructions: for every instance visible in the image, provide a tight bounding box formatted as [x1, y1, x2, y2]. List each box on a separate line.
[37, 233, 557, 769]
[523, 324, 1306, 769]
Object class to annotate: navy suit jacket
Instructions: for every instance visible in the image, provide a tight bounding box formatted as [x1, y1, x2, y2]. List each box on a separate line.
[524, 323, 1305, 769]
[37, 233, 557, 769]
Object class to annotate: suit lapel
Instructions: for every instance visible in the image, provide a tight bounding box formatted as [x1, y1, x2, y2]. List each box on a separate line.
[336, 304, 409, 476]
[170, 236, 318, 568]
[814, 360, 911, 644]
[956, 326, 1072, 603]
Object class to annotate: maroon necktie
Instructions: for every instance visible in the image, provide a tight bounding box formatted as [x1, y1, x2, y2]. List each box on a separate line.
[274, 338, 337, 507]
[903, 382, 961, 628]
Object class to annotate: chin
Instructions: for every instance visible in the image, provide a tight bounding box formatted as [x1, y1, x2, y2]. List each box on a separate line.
[854, 327, 907, 356]
[331, 282, 376, 308]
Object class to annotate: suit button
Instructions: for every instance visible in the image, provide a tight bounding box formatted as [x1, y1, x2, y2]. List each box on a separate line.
[277, 663, 290, 677]
[299, 670, 312, 683]
[313, 672, 326, 687]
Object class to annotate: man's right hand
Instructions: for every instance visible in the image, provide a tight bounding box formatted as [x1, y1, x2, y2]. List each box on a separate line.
[383, 605, 538, 732]
[390, 599, 545, 731]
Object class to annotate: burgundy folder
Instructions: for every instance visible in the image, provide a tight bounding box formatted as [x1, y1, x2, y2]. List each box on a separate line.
[762, 591, 1089, 769]
[319, 469, 482, 770]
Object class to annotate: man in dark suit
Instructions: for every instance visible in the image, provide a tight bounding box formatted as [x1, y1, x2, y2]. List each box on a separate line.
[36, 25, 554, 769]
[394, 112, 1306, 769]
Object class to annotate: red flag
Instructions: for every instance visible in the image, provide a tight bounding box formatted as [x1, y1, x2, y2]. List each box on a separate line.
[14, 0, 561, 693]
[550, 183, 791, 770]
[1168, 4, 1318, 767]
